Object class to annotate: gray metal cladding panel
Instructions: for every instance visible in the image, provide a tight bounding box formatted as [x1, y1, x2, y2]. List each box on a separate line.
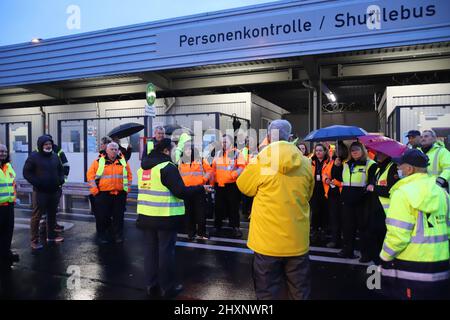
[1, 0, 450, 86]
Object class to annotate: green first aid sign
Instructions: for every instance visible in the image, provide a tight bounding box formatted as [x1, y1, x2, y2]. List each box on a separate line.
[146, 83, 156, 105]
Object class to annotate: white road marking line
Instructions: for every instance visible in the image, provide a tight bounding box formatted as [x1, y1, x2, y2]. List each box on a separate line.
[177, 234, 344, 254]
[16, 211, 365, 265]
[14, 218, 74, 231]
[175, 241, 370, 266]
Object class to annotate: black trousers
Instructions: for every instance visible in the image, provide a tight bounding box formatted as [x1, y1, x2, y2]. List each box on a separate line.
[205, 193, 214, 220]
[342, 201, 370, 257]
[328, 192, 342, 244]
[30, 190, 61, 241]
[185, 192, 207, 237]
[0, 204, 14, 267]
[253, 252, 311, 300]
[142, 229, 177, 293]
[310, 186, 328, 233]
[94, 191, 127, 238]
[214, 183, 241, 229]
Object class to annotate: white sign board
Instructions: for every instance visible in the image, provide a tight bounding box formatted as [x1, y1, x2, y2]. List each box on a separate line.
[145, 103, 156, 117]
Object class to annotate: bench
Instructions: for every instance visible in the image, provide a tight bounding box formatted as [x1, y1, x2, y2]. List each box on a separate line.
[16, 179, 138, 213]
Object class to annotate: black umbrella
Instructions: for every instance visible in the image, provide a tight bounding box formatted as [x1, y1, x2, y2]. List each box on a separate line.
[108, 122, 144, 139]
[163, 124, 191, 136]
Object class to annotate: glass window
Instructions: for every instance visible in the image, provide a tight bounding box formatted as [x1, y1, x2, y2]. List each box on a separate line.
[8, 122, 30, 179]
[0, 124, 6, 145]
[61, 120, 84, 182]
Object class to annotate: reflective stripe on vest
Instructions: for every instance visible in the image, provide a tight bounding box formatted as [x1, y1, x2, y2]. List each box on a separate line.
[137, 162, 184, 217]
[179, 161, 209, 182]
[147, 141, 154, 155]
[381, 268, 450, 282]
[342, 160, 371, 187]
[95, 156, 128, 192]
[376, 162, 394, 212]
[428, 147, 442, 176]
[180, 172, 203, 177]
[0, 163, 15, 203]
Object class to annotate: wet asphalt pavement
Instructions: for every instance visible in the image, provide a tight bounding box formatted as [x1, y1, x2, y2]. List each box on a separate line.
[0, 208, 382, 300]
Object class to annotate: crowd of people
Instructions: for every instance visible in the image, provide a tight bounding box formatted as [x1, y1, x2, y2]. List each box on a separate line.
[0, 120, 449, 300]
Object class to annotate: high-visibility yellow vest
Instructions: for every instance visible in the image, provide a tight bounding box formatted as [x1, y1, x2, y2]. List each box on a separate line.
[137, 161, 184, 217]
[0, 163, 15, 203]
[375, 161, 394, 213]
[380, 173, 450, 282]
[147, 141, 154, 155]
[241, 147, 249, 163]
[342, 159, 375, 187]
[95, 155, 129, 192]
[422, 143, 450, 181]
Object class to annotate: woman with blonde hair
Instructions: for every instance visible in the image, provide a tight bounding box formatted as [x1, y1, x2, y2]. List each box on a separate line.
[338, 141, 377, 261]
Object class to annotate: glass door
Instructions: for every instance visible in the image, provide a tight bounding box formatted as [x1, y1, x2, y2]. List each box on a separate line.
[8, 122, 30, 179]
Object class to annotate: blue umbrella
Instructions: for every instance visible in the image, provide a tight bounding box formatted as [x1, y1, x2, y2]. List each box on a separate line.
[304, 125, 368, 142]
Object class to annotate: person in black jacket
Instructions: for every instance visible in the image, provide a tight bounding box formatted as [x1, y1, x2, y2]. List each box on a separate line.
[23, 135, 65, 250]
[323, 143, 348, 249]
[137, 138, 213, 299]
[39, 134, 69, 234]
[366, 151, 400, 264]
[309, 143, 330, 245]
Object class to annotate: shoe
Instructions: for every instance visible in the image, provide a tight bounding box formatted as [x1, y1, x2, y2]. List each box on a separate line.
[196, 234, 209, 240]
[231, 228, 243, 239]
[161, 284, 183, 299]
[359, 256, 372, 263]
[326, 241, 337, 248]
[47, 236, 64, 243]
[54, 224, 65, 232]
[31, 241, 43, 250]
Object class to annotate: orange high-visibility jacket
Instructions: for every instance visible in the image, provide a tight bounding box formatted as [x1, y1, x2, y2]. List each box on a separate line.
[86, 155, 132, 195]
[179, 159, 213, 187]
[322, 159, 343, 198]
[212, 149, 245, 187]
[311, 157, 332, 192]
